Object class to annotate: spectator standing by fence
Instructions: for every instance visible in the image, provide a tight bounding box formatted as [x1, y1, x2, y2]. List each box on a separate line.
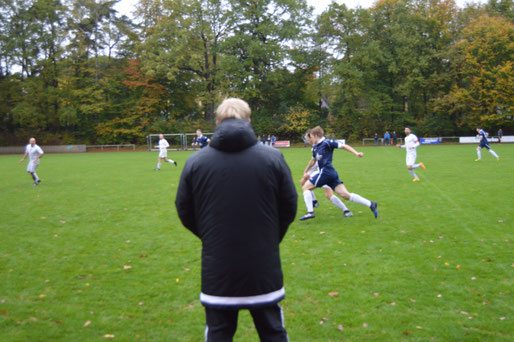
[384, 131, 390, 145]
[374, 133, 379, 146]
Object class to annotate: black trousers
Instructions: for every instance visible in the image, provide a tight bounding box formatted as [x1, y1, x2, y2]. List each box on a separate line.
[205, 303, 288, 342]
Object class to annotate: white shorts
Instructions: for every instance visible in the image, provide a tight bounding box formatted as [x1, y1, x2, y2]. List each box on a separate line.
[27, 160, 39, 173]
[406, 152, 417, 166]
[159, 150, 167, 158]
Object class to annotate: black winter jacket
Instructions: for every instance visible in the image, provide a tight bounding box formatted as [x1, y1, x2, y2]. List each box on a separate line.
[175, 118, 297, 308]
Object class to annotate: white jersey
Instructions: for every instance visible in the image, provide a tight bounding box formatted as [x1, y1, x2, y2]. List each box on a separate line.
[25, 144, 43, 172]
[158, 138, 169, 158]
[159, 138, 170, 151]
[402, 133, 420, 166]
[25, 144, 44, 162]
[402, 134, 420, 151]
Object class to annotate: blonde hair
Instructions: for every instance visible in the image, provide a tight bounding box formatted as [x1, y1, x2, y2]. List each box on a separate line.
[215, 98, 251, 122]
[311, 126, 324, 138]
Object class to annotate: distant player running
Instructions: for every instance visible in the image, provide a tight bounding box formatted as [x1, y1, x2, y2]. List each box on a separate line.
[299, 126, 377, 221]
[475, 127, 499, 161]
[397, 127, 425, 182]
[301, 130, 353, 217]
[192, 129, 210, 149]
[20, 137, 44, 185]
[154, 134, 177, 170]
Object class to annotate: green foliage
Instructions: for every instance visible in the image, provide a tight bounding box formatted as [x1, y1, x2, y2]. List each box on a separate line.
[0, 0, 513, 145]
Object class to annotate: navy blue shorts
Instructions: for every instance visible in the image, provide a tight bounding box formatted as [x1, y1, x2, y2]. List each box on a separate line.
[479, 141, 490, 149]
[309, 168, 343, 190]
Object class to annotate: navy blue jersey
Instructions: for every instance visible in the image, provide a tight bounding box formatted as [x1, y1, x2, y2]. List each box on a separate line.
[478, 129, 488, 143]
[312, 138, 342, 171]
[197, 135, 210, 148]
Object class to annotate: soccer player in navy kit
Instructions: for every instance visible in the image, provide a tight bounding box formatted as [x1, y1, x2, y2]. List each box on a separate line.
[299, 126, 378, 220]
[193, 129, 210, 148]
[475, 127, 499, 161]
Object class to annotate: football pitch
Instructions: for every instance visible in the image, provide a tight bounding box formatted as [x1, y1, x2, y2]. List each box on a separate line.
[1, 144, 512, 341]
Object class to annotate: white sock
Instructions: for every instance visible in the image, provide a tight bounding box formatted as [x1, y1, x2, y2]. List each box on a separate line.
[489, 150, 499, 158]
[350, 193, 371, 208]
[156, 162, 161, 169]
[412, 163, 420, 169]
[33, 173, 39, 181]
[477, 149, 481, 159]
[303, 190, 314, 213]
[409, 169, 418, 178]
[311, 191, 317, 202]
[330, 195, 348, 211]
[167, 159, 175, 164]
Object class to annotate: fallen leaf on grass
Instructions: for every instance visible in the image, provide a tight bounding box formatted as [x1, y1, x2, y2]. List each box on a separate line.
[320, 232, 326, 235]
[1, 310, 7, 314]
[362, 323, 368, 328]
[104, 334, 115, 339]
[40, 217, 46, 220]
[338, 324, 343, 331]
[409, 298, 416, 303]
[416, 326, 422, 329]
[471, 277, 476, 281]
[402, 330, 412, 335]
[139, 254, 147, 258]
[123, 265, 132, 270]
[83, 320, 91, 328]
[460, 311, 469, 315]
[138, 302, 144, 306]
[390, 302, 397, 306]
[328, 292, 339, 297]
[60, 220, 66, 224]
[319, 317, 328, 325]
[437, 294, 442, 298]
[500, 317, 505, 321]
[39, 294, 46, 298]
[176, 278, 180, 283]
[373, 292, 379, 297]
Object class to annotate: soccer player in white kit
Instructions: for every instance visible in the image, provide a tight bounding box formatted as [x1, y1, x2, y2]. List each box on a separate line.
[397, 127, 425, 182]
[20, 137, 44, 185]
[300, 130, 353, 217]
[154, 134, 177, 170]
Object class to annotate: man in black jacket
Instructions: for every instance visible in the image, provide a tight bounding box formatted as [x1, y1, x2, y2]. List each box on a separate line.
[176, 98, 297, 341]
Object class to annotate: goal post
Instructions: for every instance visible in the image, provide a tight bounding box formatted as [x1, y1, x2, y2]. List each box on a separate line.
[147, 134, 185, 151]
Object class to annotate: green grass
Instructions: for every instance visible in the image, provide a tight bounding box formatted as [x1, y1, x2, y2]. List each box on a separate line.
[1, 144, 512, 341]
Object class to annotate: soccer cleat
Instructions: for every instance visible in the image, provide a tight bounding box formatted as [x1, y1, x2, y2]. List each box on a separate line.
[154, 168, 160, 171]
[174, 161, 178, 166]
[412, 178, 420, 182]
[37, 179, 41, 184]
[299, 212, 315, 221]
[313, 200, 320, 208]
[343, 210, 353, 218]
[420, 162, 426, 170]
[370, 201, 378, 219]
[475, 159, 481, 162]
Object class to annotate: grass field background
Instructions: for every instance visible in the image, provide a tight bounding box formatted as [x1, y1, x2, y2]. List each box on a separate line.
[1, 144, 512, 341]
